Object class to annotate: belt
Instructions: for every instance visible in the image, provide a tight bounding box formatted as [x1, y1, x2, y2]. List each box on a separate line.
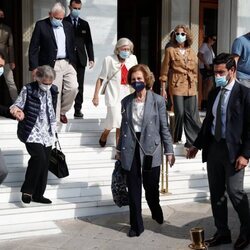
[56, 58, 68, 60]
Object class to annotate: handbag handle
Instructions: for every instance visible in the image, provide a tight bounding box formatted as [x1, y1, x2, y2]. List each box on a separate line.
[54, 132, 62, 151]
[100, 63, 125, 94]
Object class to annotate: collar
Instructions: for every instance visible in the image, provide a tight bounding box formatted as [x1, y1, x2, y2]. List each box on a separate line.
[223, 79, 235, 91]
[70, 15, 79, 22]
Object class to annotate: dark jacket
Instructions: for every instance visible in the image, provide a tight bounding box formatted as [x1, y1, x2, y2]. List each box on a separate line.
[193, 81, 250, 163]
[17, 82, 58, 143]
[28, 17, 76, 70]
[64, 15, 94, 67]
[0, 105, 13, 119]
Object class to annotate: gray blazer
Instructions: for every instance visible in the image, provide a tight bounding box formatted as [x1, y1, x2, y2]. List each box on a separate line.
[117, 90, 174, 171]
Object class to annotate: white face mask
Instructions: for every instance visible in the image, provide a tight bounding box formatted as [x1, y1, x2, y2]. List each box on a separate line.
[39, 83, 52, 92]
[0, 67, 4, 77]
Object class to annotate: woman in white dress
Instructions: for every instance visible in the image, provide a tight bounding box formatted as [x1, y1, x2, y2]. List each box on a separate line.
[92, 38, 138, 148]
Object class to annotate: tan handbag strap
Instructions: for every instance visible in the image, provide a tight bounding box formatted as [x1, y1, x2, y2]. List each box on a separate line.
[105, 63, 125, 84]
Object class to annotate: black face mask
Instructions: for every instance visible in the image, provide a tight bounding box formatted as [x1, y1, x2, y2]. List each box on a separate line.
[0, 17, 4, 24]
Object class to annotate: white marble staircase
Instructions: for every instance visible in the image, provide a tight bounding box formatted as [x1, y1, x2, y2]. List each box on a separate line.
[0, 108, 249, 240]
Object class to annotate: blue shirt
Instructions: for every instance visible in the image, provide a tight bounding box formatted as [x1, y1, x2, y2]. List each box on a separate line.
[231, 34, 250, 79]
[211, 80, 235, 139]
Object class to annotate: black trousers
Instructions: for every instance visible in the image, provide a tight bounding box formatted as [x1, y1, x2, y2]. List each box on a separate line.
[21, 143, 52, 198]
[126, 133, 162, 233]
[173, 95, 201, 146]
[207, 139, 250, 237]
[74, 64, 86, 113]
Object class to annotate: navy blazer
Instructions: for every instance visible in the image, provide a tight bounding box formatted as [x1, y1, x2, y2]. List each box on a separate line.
[0, 105, 13, 119]
[64, 15, 94, 67]
[117, 91, 174, 171]
[28, 17, 76, 70]
[194, 81, 250, 163]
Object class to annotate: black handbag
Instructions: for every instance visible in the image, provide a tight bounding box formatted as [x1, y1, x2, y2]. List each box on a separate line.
[49, 133, 69, 178]
[111, 160, 129, 207]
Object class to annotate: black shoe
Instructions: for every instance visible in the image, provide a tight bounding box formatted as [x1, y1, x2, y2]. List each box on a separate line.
[74, 111, 84, 118]
[127, 228, 144, 237]
[234, 236, 250, 250]
[32, 196, 52, 204]
[152, 206, 164, 224]
[205, 233, 232, 247]
[21, 193, 32, 204]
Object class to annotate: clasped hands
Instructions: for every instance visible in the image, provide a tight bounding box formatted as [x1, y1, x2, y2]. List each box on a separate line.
[9, 106, 25, 121]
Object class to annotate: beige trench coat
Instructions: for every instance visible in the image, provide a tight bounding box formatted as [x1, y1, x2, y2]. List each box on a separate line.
[160, 46, 198, 96]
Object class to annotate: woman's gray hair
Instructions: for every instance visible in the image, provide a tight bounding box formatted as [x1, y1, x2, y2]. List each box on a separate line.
[51, 2, 65, 14]
[114, 38, 134, 55]
[35, 65, 56, 82]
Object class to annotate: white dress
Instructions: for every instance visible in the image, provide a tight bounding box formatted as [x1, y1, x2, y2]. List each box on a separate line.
[99, 54, 138, 129]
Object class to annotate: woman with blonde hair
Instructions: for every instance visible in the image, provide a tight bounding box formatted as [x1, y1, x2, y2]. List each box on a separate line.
[92, 38, 137, 149]
[160, 24, 201, 148]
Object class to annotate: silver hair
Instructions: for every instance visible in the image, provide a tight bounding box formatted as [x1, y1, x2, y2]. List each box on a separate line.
[114, 38, 134, 55]
[35, 65, 56, 82]
[51, 2, 65, 14]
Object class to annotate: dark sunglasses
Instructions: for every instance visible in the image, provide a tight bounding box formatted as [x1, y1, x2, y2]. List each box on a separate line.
[212, 38, 217, 41]
[175, 32, 186, 36]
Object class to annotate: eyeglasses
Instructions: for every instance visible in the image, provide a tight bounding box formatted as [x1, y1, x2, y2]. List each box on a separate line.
[212, 38, 217, 41]
[175, 32, 186, 36]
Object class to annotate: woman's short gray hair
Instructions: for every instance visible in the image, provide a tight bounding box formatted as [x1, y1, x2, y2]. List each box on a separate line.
[35, 65, 56, 82]
[51, 2, 65, 14]
[114, 38, 134, 55]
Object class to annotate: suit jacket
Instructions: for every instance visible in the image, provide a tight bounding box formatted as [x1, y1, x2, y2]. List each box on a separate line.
[0, 105, 13, 119]
[0, 23, 14, 63]
[64, 15, 94, 67]
[28, 17, 76, 70]
[193, 81, 250, 163]
[117, 91, 174, 171]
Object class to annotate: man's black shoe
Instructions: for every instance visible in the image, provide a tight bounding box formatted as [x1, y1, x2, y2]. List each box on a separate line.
[234, 236, 250, 250]
[205, 233, 232, 247]
[32, 196, 52, 204]
[74, 111, 84, 118]
[21, 193, 32, 204]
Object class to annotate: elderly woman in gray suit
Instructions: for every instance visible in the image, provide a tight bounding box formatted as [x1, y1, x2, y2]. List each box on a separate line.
[117, 64, 175, 237]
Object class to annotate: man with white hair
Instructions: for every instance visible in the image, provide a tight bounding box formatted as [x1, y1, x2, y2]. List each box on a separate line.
[29, 2, 78, 123]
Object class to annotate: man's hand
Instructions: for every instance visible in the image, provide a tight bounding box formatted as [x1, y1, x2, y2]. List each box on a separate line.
[89, 61, 94, 69]
[186, 146, 198, 159]
[10, 106, 25, 121]
[167, 154, 175, 167]
[235, 156, 249, 171]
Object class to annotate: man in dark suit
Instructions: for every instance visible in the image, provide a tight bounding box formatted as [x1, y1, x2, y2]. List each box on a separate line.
[64, 0, 94, 118]
[187, 53, 250, 250]
[29, 2, 78, 123]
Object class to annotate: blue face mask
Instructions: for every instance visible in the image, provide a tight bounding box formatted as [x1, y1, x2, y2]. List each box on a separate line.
[176, 34, 186, 44]
[131, 81, 145, 92]
[0, 67, 4, 77]
[119, 50, 130, 59]
[51, 17, 63, 27]
[215, 75, 228, 87]
[71, 9, 80, 18]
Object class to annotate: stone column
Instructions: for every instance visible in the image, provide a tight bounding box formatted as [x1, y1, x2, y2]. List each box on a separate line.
[217, 0, 250, 54]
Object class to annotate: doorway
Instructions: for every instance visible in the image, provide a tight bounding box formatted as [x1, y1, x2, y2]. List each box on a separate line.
[198, 0, 218, 109]
[118, 0, 162, 92]
[0, 0, 22, 105]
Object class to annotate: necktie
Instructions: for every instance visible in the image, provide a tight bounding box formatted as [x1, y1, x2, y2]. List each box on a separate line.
[73, 18, 77, 30]
[214, 88, 227, 141]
